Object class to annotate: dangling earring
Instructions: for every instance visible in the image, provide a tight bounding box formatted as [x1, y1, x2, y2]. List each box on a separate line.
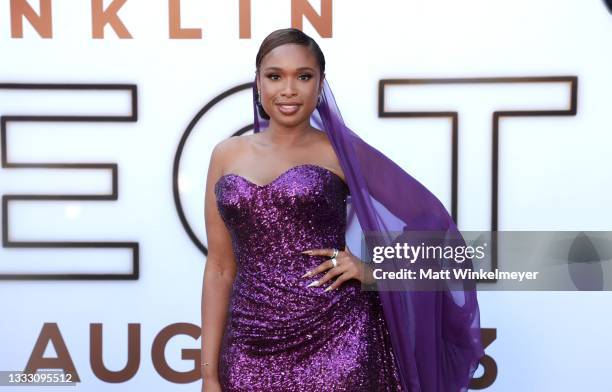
[317, 94, 322, 106]
[257, 90, 262, 105]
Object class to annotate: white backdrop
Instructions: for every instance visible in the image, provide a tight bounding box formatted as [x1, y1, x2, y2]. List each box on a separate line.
[1, 0, 612, 390]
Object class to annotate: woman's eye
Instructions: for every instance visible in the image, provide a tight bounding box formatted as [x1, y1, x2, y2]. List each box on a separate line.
[265, 74, 312, 81]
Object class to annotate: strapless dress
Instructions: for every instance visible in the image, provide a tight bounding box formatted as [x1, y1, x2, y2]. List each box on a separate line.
[214, 164, 403, 391]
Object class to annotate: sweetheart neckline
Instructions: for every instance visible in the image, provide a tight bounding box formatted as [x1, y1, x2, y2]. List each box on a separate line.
[215, 163, 348, 189]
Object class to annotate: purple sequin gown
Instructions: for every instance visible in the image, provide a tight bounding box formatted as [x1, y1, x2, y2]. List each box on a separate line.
[214, 164, 404, 392]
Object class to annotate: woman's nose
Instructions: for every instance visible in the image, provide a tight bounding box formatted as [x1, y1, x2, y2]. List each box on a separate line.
[281, 80, 297, 96]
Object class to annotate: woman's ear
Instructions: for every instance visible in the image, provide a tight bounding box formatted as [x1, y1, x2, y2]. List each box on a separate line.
[255, 71, 261, 91]
[319, 72, 326, 93]
[319, 74, 325, 94]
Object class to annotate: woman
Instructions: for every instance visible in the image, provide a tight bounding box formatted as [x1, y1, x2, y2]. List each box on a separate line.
[202, 28, 484, 392]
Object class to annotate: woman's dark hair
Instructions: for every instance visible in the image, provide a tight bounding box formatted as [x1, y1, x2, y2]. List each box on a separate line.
[255, 28, 326, 120]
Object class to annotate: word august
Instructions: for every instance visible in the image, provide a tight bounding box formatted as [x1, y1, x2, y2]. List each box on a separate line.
[8, 0, 333, 39]
[372, 242, 487, 264]
[22, 322, 202, 383]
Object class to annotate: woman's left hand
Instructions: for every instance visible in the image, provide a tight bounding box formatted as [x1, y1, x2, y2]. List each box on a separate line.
[300, 245, 375, 291]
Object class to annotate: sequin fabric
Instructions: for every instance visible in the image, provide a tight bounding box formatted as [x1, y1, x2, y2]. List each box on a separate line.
[214, 164, 404, 392]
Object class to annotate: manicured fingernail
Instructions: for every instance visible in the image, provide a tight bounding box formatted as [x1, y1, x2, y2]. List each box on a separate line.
[301, 270, 311, 278]
[306, 280, 320, 288]
[301, 250, 311, 254]
[324, 286, 333, 292]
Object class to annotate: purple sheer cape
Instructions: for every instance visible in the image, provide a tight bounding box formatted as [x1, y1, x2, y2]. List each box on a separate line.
[251, 76, 485, 392]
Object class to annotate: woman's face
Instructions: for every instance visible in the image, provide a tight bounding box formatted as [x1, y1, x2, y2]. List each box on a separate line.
[257, 43, 323, 128]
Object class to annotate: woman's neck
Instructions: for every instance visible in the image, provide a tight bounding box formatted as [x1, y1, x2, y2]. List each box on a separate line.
[263, 122, 314, 148]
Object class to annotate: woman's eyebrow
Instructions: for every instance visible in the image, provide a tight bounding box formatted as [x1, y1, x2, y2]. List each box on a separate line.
[263, 66, 315, 72]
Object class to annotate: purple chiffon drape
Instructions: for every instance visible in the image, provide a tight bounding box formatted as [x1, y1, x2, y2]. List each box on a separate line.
[251, 76, 484, 392]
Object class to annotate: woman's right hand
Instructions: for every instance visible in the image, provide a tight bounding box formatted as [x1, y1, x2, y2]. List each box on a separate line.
[202, 378, 222, 392]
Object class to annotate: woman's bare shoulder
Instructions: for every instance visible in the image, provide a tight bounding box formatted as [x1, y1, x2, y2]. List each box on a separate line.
[211, 134, 252, 164]
[311, 129, 340, 163]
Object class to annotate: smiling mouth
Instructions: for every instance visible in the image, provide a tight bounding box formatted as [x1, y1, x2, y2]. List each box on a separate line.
[276, 104, 301, 115]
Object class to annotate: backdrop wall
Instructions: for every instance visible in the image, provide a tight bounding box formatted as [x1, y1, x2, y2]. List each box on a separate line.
[1, 0, 611, 390]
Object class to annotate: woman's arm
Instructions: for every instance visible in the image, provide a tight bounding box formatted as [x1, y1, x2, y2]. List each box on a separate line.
[201, 140, 237, 386]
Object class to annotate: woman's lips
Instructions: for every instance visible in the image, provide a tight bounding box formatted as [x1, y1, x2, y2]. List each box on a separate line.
[276, 104, 301, 115]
